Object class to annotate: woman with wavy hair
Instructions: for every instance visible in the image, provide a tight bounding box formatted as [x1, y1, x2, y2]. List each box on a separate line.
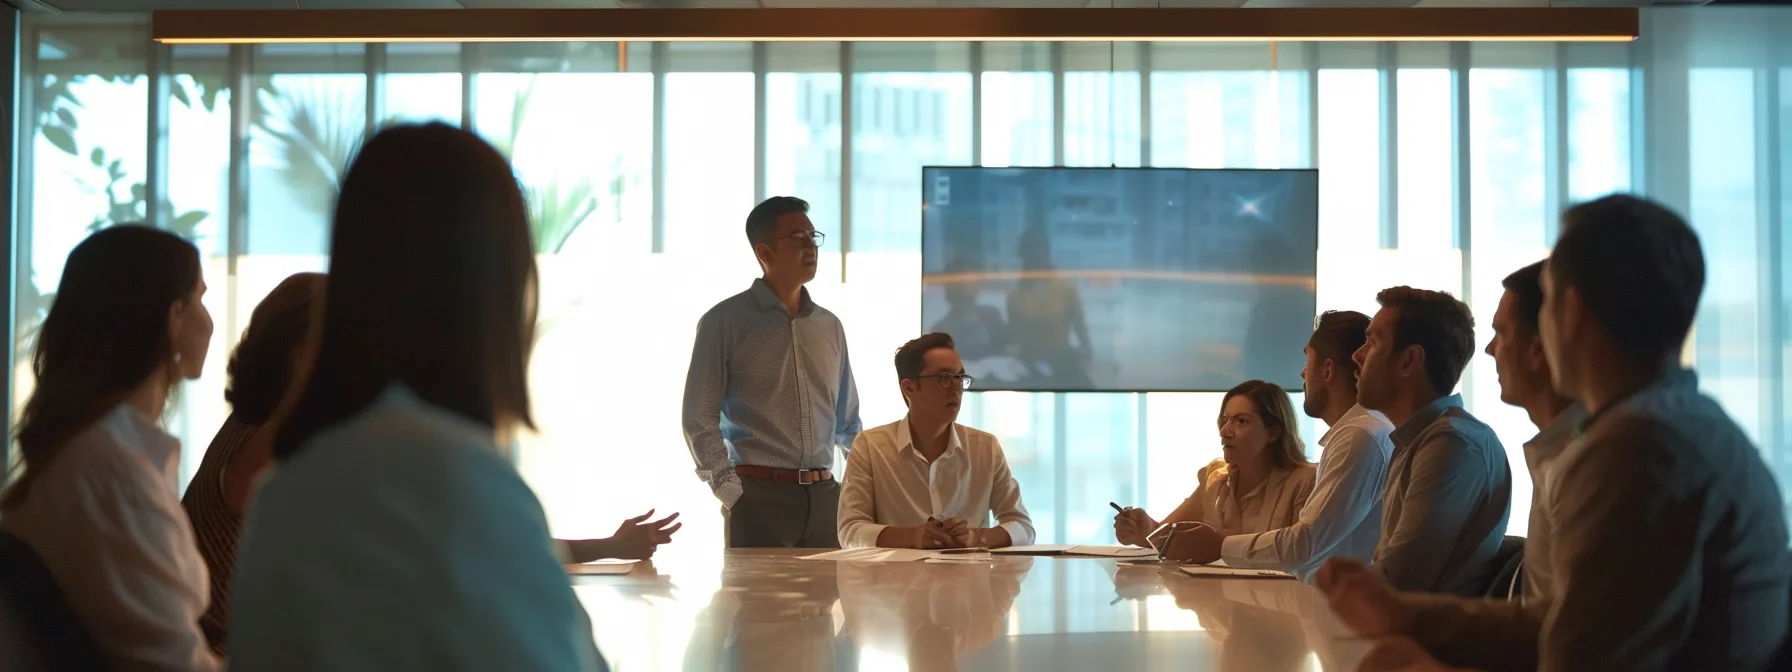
[1114, 380, 1316, 548]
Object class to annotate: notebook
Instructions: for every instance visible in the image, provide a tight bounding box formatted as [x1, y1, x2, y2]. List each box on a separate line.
[1178, 563, 1296, 580]
[993, 545, 1159, 558]
[566, 559, 641, 575]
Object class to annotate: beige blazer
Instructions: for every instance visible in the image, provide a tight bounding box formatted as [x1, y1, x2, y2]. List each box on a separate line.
[1182, 458, 1317, 536]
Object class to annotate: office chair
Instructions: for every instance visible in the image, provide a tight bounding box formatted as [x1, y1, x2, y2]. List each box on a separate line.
[0, 529, 109, 672]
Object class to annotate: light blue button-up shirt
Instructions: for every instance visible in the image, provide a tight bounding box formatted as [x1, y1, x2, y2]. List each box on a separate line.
[682, 279, 863, 508]
[230, 386, 606, 672]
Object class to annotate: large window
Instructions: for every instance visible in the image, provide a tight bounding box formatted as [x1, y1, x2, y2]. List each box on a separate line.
[11, 11, 1792, 662]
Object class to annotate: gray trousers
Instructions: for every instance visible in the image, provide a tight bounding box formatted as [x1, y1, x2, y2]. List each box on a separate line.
[724, 477, 841, 548]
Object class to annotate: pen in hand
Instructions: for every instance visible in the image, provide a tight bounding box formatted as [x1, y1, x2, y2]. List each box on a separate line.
[1109, 502, 1127, 514]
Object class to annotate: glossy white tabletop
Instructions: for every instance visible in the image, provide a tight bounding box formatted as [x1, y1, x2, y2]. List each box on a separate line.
[570, 548, 1373, 671]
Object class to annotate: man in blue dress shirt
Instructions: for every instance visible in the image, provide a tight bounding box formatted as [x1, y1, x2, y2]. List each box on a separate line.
[682, 196, 863, 548]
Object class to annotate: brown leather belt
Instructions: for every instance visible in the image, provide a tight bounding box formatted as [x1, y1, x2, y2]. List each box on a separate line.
[735, 465, 833, 485]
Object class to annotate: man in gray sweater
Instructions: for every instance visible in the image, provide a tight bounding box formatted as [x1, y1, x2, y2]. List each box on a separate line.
[1318, 194, 1792, 672]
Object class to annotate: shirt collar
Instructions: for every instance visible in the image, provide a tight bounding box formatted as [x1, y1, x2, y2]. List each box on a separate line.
[104, 404, 181, 476]
[1526, 401, 1588, 451]
[749, 278, 814, 316]
[1391, 394, 1464, 449]
[896, 415, 963, 460]
[1576, 368, 1699, 437]
[1320, 404, 1387, 446]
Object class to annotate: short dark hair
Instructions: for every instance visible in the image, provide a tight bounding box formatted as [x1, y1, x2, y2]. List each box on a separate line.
[895, 332, 957, 380]
[275, 123, 538, 460]
[1375, 286, 1476, 395]
[1307, 310, 1371, 385]
[226, 273, 324, 425]
[1548, 194, 1703, 359]
[1501, 260, 1545, 332]
[745, 196, 810, 244]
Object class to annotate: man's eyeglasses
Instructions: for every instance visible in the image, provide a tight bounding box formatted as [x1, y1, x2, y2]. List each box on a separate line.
[766, 231, 826, 248]
[909, 373, 974, 390]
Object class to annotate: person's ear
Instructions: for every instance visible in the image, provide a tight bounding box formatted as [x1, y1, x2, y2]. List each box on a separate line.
[1319, 358, 1335, 384]
[166, 300, 186, 352]
[900, 379, 915, 407]
[1560, 287, 1585, 345]
[1524, 333, 1549, 375]
[1398, 344, 1426, 382]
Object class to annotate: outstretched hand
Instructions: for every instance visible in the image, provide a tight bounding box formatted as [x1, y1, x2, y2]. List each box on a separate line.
[605, 510, 683, 560]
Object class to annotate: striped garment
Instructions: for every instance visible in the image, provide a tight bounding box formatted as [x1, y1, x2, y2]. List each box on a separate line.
[180, 414, 259, 655]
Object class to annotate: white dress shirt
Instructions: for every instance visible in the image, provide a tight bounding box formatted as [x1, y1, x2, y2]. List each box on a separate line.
[837, 417, 1035, 549]
[0, 404, 222, 672]
[1220, 404, 1394, 581]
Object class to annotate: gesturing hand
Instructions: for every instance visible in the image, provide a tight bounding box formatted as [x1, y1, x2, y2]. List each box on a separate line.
[1315, 557, 1415, 638]
[1113, 508, 1158, 547]
[607, 510, 683, 560]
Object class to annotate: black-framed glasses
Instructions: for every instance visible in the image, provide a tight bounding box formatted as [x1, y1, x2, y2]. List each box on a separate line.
[910, 373, 974, 390]
[768, 231, 826, 248]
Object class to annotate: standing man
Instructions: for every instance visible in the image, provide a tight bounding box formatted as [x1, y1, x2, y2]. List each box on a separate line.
[1483, 260, 1583, 601]
[1157, 311, 1394, 581]
[682, 196, 863, 548]
[1351, 287, 1510, 596]
[1318, 195, 1792, 672]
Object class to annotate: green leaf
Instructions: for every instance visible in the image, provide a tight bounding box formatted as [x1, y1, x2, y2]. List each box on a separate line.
[108, 159, 124, 180]
[42, 125, 77, 155]
[130, 183, 147, 202]
[173, 210, 208, 230]
[90, 147, 105, 166]
[55, 108, 77, 129]
[172, 82, 192, 108]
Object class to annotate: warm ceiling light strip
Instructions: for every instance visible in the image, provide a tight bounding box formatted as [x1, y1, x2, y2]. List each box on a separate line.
[152, 8, 1639, 44]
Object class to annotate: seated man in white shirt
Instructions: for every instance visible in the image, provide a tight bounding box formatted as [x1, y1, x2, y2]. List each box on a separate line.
[837, 332, 1036, 549]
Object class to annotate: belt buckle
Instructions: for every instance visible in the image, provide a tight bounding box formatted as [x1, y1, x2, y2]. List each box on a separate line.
[795, 469, 821, 485]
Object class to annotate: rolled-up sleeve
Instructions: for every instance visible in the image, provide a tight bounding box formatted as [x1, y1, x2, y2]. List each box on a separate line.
[681, 312, 742, 509]
[1222, 427, 1386, 579]
[836, 434, 885, 549]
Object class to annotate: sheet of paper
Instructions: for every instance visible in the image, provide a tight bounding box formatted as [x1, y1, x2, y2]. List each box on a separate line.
[1179, 564, 1296, 580]
[990, 544, 1076, 555]
[924, 553, 994, 564]
[566, 559, 640, 575]
[800, 547, 938, 562]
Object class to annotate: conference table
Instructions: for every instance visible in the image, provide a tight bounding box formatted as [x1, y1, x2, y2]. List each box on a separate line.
[568, 548, 1376, 671]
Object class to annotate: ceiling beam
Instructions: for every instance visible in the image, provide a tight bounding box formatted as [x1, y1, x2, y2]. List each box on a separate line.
[152, 7, 1639, 43]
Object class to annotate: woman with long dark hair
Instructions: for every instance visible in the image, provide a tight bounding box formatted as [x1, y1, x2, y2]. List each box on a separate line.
[181, 271, 324, 656]
[1, 224, 220, 671]
[228, 123, 604, 670]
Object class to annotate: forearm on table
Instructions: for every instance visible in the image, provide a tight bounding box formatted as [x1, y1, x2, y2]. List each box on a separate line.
[1406, 593, 1542, 672]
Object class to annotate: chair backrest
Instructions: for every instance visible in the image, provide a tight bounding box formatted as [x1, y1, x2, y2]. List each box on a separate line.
[0, 529, 109, 672]
[1483, 535, 1526, 601]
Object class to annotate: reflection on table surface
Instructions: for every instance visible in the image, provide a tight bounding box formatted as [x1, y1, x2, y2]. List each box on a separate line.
[571, 548, 1372, 671]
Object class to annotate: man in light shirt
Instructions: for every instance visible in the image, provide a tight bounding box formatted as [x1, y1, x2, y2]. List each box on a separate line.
[837, 333, 1035, 549]
[1483, 260, 1583, 601]
[1163, 310, 1394, 581]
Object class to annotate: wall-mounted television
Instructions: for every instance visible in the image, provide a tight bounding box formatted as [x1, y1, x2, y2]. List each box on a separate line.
[921, 166, 1319, 393]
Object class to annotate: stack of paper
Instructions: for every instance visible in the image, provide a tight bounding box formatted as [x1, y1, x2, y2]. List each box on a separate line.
[800, 548, 941, 563]
[992, 545, 1158, 558]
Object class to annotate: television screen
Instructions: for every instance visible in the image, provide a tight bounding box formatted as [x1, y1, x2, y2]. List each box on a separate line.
[921, 167, 1318, 393]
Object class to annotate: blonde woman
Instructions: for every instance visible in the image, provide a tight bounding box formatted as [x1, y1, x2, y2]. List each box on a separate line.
[1115, 380, 1316, 550]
